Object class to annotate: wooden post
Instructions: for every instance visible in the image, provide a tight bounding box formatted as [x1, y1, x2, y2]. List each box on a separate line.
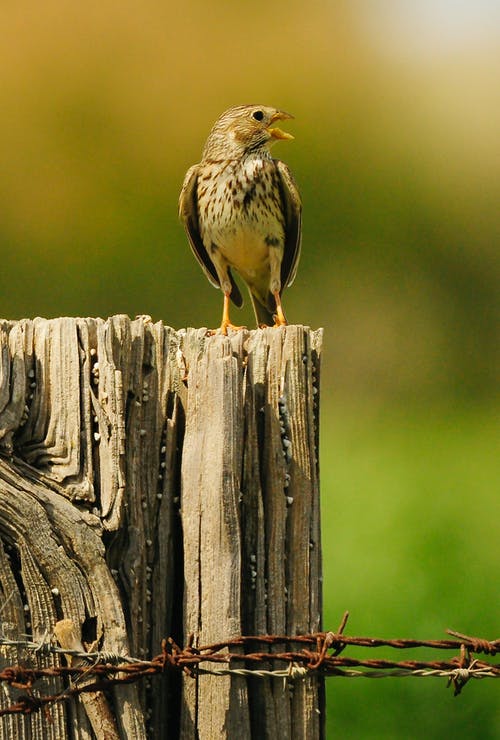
[0, 316, 323, 739]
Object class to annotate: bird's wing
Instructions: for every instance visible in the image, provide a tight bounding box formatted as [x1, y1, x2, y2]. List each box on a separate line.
[179, 164, 221, 289]
[276, 160, 302, 288]
[179, 164, 243, 307]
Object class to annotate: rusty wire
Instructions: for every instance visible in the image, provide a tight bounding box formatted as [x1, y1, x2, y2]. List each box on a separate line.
[0, 613, 498, 716]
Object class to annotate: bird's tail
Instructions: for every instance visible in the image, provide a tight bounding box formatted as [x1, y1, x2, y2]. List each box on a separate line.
[250, 291, 282, 328]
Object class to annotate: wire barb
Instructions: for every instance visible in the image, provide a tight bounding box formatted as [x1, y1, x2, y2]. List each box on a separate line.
[0, 623, 497, 716]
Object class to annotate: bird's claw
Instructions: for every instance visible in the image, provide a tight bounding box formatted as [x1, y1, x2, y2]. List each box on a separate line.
[219, 322, 246, 336]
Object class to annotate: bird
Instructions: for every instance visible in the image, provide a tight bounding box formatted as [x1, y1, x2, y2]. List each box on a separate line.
[179, 104, 301, 334]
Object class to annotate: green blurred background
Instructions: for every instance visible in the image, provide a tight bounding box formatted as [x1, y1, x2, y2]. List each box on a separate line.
[1, 1, 498, 736]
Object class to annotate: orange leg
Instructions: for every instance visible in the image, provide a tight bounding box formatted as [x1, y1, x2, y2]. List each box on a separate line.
[273, 291, 288, 327]
[220, 293, 246, 335]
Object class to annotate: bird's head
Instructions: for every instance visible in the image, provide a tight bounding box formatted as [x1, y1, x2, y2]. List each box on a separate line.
[201, 105, 294, 161]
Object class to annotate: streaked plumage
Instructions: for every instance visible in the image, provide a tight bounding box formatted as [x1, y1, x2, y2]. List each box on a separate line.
[179, 104, 302, 333]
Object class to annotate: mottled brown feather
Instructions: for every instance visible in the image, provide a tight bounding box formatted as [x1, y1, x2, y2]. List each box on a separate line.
[179, 164, 243, 307]
[276, 160, 302, 289]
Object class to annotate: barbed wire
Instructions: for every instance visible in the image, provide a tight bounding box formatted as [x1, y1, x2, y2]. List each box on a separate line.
[0, 613, 498, 716]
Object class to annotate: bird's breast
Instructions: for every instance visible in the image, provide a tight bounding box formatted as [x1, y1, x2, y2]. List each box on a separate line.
[198, 159, 283, 235]
[196, 157, 285, 277]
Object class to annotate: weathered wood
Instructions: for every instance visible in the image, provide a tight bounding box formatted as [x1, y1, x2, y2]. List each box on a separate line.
[0, 316, 323, 739]
[53, 619, 120, 740]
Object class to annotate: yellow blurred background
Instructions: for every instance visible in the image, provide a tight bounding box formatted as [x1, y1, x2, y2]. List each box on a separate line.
[1, 1, 498, 736]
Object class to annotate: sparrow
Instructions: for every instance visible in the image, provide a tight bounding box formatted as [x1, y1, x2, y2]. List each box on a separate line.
[179, 104, 301, 333]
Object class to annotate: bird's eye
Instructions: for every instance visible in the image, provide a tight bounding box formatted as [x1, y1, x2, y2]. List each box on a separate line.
[252, 110, 264, 121]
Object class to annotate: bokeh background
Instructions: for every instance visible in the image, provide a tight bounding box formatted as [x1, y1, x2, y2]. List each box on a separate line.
[1, 1, 498, 736]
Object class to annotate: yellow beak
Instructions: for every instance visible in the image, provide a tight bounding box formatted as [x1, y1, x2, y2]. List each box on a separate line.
[268, 110, 294, 141]
[268, 128, 294, 141]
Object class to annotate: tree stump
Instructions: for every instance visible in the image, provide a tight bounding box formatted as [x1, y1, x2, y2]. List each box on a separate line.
[0, 316, 323, 739]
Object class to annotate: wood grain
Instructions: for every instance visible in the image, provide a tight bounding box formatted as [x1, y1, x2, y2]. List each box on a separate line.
[0, 317, 323, 739]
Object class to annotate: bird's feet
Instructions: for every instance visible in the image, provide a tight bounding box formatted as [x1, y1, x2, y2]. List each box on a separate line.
[219, 321, 246, 336]
[205, 322, 246, 336]
[214, 292, 247, 335]
[272, 291, 288, 327]
[258, 319, 287, 329]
